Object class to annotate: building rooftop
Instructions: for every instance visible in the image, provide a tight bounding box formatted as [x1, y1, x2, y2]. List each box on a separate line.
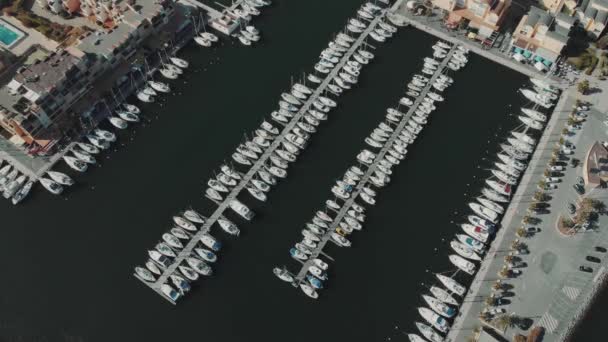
[555, 12, 576, 25]
[595, 9, 608, 25]
[13, 50, 81, 96]
[526, 7, 553, 27]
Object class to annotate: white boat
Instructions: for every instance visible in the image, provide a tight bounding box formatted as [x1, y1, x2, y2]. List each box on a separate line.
[331, 232, 351, 247]
[491, 169, 518, 185]
[218, 218, 240, 236]
[200, 233, 221, 251]
[178, 266, 199, 281]
[469, 201, 498, 223]
[3, 175, 25, 199]
[206, 188, 223, 201]
[308, 74, 323, 84]
[187, 257, 212, 275]
[194, 36, 212, 47]
[290, 247, 308, 260]
[149, 80, 170, 93]
[273, 267, 294, 282]
[521, 108, 547, 122]
[86, 134, 109, 149]
[232, 152, 251, 166]
[520, 88, 553, 108]
[171, 227, 190, 240]
[456, 234, 485, 253]
[449, 254, 476, 275]
[468, 215, 496, 231]
[170, 274, 191, 294]
[518, 116, 544, 130]
[63, 156, 88, 172]
[430, 286, 458, 306]
[117, 110, 140, 122]
[461, 223, 489, 243]
[94, 128, 116, 142]
[39, 177, 63, 195]
[156, 242, 176, 257]
[184, 209, 206, 224]
[313, 258, 329, 271]
[436, 274, 466, 296]
[497, 153, 526, 171]
[72, 149, 96, 164]
[163, 233, 183, 249]
[450, 240, 481, 261]
[108, 116, 127, 129]
[161, 284, 181, 301]
[481, 188, 509, 203]
[208, 179, 229, 193]
[194, 248, 217, 262]
[507, 137, 533, 154]
[247, 186, 267, 202]
[360, 192, 375, 205]
[299, 283, 318, 299]
[415, 322, 444, 342]
[423, 294, 456, 318]
[512, 131, 536, 146]
[11, 180, 32, 205]
[501, 143, 529, 160]
[76, 142, 99, 154]
[486, 179, 512, 197]
[135, 266, 156, 282]
[218, 172, 237, 186]
[47, 171, 74, 186]
[159, 68, 178, 80]
[418, 307, 450, 333]
[174, 216, 197, 231]
[477, 197, 504, 214]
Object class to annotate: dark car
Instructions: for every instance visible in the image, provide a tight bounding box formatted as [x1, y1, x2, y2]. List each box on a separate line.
[579, 266, 593, 273]
[574, 184, 585, 195]
[571, 158, 580, 167]
[577, 176, 585, 186]
[568, 203, 576, 215]
[586, 256, 601, 263]
[595, 246, 607, 253]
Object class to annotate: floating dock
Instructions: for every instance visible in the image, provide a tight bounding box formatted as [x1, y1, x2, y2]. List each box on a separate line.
[134, 11, 390, 304]
[289, 44, 459, 286]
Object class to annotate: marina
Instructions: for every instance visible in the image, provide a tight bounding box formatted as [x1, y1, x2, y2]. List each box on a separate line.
[277, 42, 463, 297]
[133, 1, 398, 303]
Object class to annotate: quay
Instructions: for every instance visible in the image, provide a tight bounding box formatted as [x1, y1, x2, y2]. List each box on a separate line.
[134, 11, 389, 304]
[290, 44, 459, 285]
[387, 0, 564, 86]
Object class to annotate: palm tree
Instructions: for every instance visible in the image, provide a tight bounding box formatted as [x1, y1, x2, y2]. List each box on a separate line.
[522, 215, 532, 224]
[504, 255, 514, 263]
[498, 268, 510, 278]
[485, 297, 496, 306]
[493, 314, 515, 330]
[578, 80, 590, 94]
[516, 227, 527, 237]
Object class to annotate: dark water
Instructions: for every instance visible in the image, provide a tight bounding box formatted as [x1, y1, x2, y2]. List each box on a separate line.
[0, 1, 538, 341]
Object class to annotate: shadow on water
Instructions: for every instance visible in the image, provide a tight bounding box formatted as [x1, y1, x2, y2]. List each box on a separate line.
[0, 1, 535, 341]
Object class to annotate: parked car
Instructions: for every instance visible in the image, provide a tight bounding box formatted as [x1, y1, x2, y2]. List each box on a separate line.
[561, 147, 574, 154]
[577, 176, 585, 186]
[574, 184, 585, 195]
[579, 265, 593, 273]
[595, 246, 607, 253]
[586, 256, 601, 263]
[568, 203, 576, 215]
[543, 183, 559, 190]
[575, 112, 587, 118]
[577, 105, 589, 111]
[582, 221, 591, 230]
[488, 307, 506, 315]
[545, 177, 561, 183]
[551, 165, 565, 172]
[571, 158, 580, 167]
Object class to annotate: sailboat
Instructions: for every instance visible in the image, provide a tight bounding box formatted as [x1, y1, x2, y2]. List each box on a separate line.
[430, 286, 459, 306]
[450, 240, 482, 261]
[436, 274, 466, 296]
[418, 307, 450, 333]
[415, 322, 444, 342]
[423, 294, 456, 318]
[449, 254, 477, 275]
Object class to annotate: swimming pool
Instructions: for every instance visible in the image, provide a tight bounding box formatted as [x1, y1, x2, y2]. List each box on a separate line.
[0, 19, 25, 48]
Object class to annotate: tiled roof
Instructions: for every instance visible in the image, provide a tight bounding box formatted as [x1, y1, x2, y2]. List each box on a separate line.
[13, 50, 81, 95]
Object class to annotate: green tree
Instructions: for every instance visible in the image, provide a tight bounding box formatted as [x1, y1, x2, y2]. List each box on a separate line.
[578, 80, 590, 94]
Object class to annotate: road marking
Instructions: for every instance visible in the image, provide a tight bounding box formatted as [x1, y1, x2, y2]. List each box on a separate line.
[538, 312, 559, 332]
[562, 286, 581, 300]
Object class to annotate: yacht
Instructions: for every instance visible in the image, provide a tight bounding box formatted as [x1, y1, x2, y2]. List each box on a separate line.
[247, 186, 267, 202]
[76, 142, 99, 154]
[461, 223, 490, 243]
[174, 215, 197, 231]
[200, 32, 218, 42]
[11, 180, 33, 205]
[307, 274, 324, 289]
[109, 116, 127, 129]
[512, 131, 536, 146]
[308, 74, 323, 84]
[47, 171, 74, 186]
[184, 209, 206, 224]
[170, 274, 191, 294]
[142, 87, 157, 97]
[491, 169, 518, 185]
[518, 116, 543, 130]
[331, 232, 351, 247]
[486, 179, 512, 197]
[530, 78, 558, 93]
[423, 294, 456, 318]
[468, 202, 498, 224]
[261, 120, 279, 135]
[347, 24, 364, 33]
[450, 240, 481, 261]
[507, 137, 533, 154]
[159, 68, 178, 80]
[135, 266, 156, 282]
[178, 266, 199, 281]
[218, 172, 237, 186]
[477, 197, 505, 214]
[39, 178, 63, 195]
[267, 165, 287, 178]
[290, 247, 308, 260]
[149, 80, 170, 93]
[481, 188, 508, 203]
[497, 153, 526, 171]
[94, 128, 116, 142]
[163, 233, 183, 249]
[360, 192, 376, 205]
[258, 169, 276, 185]
[208, 179, 229, 193]
[418, 307, 449, 333]
[276, 149, 296, 162]
[137, 91, 155, 103]
[232, 152, 252, 166]
[299, 282, 318, 299]
[171, 227, 190, 240]
[156, 242, 176, 258]
[218, 218, 240, 236]
[3, 175, 26, 199]
[200, 233, 221, 251]
[273, 267, 294, 282]
[72, 150, 96, 164]
[457, 234, 486, 253]
[194, 36, 212, 47]
[206, 188, 223, 201]
[495, 162, 520, 178]
[468, 215, 496, 231]
[436, 274, 466, 296]
[195, 248, 218, 262]
[117, 110, 140, 122]
[123, 103, 140, 114]
[344, 216, 362, 230]
[187, 257, 212, 275]
[415, 322, 444, 342]
[316, 210, 333, 223]
[270, 155, 288, 169]
[521, 108, 547, 122]
[161, 284, 181, 301]
[449, 254, 476, 275]
[520, 88, 553, 108]
[430, 286, 459, 306]
[86, 134, 109, 149]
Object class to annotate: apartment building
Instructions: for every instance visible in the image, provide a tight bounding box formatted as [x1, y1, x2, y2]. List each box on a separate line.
[432, 0, 511, 38]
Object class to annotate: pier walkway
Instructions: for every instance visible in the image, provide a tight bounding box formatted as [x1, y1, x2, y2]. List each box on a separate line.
[290, 44, 459, 285]
[134, 12, 388, 304]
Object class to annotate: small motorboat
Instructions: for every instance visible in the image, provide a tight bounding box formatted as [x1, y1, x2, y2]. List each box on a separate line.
[273, 267, 294, 282]
[449, 254, 476, 275]
[173, 216, 197, 232]
[436, 274, 466, 296]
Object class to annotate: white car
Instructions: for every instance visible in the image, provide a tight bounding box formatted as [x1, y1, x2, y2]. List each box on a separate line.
[545, 177, 561, 183]
[550, 165, 564, 172]
[577, 105, 589, 111]
[541, 183, 559, 190]
[561, 147, 574, 154]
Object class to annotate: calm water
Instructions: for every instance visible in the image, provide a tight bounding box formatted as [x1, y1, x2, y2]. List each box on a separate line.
[0, 1, 556, 341]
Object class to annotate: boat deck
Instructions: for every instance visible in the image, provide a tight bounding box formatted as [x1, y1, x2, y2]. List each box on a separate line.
[134, 11, 389, 304]
[287, 44, 459, 289]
